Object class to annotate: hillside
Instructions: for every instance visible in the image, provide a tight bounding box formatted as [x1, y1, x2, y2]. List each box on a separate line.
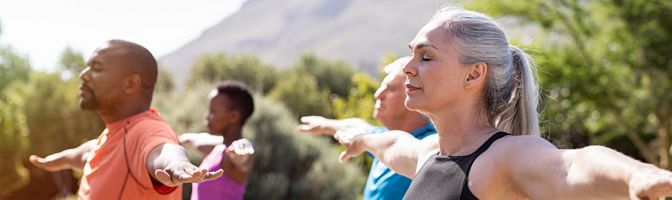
[159, 0, 452, 87]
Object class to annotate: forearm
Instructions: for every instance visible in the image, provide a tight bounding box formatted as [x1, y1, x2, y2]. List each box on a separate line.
[357, 131, 419, 177]
[179, 133, 223, 154]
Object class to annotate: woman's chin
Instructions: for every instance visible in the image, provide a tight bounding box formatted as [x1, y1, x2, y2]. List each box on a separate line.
[404, 98, 422, 111]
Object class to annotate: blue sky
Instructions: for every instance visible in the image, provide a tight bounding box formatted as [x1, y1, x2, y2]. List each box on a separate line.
[0, 0, 246, 71]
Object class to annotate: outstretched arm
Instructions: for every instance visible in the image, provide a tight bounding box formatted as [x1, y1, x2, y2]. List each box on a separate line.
[297, 115, 372, 136]
[179, 132, 223, 155]
[506, 136, 672, 199]
[29, 139, 96, 171]
[148, 143, 223, 187]
[335, 130, 438, 178]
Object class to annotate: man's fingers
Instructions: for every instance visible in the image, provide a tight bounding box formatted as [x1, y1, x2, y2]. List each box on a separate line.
[185, 167, 202, 179]
[201, 169, 224, 182]
[338, 151, 351, 163]
[29, 155, 49, 169]
[29, 155, 66, 171]
[171, 169, 195, 183]
[154, 169, 175, 186]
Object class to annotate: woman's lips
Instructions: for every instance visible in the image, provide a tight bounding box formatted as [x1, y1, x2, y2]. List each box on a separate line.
[405, 84, 421, 92]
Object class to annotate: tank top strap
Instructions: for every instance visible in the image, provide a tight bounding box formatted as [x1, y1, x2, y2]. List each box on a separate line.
[470, 131, 509, 158]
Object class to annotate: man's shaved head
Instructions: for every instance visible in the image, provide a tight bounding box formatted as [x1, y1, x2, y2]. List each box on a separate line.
[103, 39, 158, 92]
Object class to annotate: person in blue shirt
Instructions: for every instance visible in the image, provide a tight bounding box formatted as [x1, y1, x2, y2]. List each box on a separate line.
[298, 56, 436, 200]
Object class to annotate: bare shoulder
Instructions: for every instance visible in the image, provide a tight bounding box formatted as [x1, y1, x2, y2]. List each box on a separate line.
[471, 135, 563, 199]
[486, 135, 561, 171]
[492, 135, 556, 153]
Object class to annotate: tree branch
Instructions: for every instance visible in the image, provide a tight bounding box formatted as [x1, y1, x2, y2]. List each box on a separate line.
[614, 112, 657, 164]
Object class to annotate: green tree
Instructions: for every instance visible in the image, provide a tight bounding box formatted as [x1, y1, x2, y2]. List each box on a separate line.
[156, 67, 175, 93]
[188, 53, 277, 94]
[9, 72, 103, 156]
[332, 73, 379, 125]
[469, 0, 672, 168]
[0, 47, 31, 92]
[0, 88, 30, 197]
[0, 42, 32, 196]
[268, 72, 333, 118]
[291, 53, 355, 98]
[244, 97, 364, 200]
[58, 47, 86, 75]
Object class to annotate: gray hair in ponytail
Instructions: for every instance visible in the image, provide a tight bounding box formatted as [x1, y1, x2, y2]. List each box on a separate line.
[430, 8, 540, 136]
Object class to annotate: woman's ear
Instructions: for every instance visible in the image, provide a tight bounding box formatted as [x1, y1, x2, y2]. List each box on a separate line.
[464, 63, 488, 89]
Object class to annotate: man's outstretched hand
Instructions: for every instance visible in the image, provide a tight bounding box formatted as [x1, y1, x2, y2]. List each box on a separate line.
[29, 154, 71, 172]
[153, 160, 223, 187]
[29, 140, 96, 171]
[149, 143, 223, 187]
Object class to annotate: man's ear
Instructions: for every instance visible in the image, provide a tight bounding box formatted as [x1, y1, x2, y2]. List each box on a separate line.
[124, 74, 142, 94]
[464, 63, 488, 89]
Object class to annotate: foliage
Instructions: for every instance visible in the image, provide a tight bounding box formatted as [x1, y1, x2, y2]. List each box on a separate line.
[469, 0, 672, 168]
[0, 44, 32, 196]
[58, 47, 86, 76]
[268, 72, 333, 119]
[153, 82, 212, 134]
[0, 86, 29, 197]
[8, 72, 103, 156]
[244, 97, 364, 200]
[332, 73, 380, 125]
[156, 67, 175, 93]
[0, 47, 31, 93]
[188, 53, 278, 94]
[290, 53, 355, 98]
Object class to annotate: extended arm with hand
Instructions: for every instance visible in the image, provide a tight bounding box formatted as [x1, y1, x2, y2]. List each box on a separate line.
[335, 130, 438, 178]
[298, 115, 372, 136]
[179, 132, 224, 155]
[29, 139, 97, 171]
[507, 136, 672, 200]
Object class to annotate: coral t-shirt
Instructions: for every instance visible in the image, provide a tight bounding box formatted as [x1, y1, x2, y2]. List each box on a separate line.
[78, 108, 181, 200]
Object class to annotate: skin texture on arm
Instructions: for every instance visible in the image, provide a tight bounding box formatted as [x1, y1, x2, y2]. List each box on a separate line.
[29, 139, 97, 171]
[336, 130, 438, 178]
[148, 143, 224, 187]
[298, 116, 372, 136]
[502, 136, 672, 200]
[179, 132, 224, 155]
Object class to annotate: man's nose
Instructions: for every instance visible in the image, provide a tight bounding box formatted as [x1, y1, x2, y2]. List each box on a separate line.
[79, 68, 90, 82]
[374, 88, 383, 99]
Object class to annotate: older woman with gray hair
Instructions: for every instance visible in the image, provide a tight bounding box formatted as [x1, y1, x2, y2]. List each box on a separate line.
[335, 7, 672, 200]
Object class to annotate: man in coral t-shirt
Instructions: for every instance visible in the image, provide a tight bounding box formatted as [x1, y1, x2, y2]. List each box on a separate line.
[28, 40, 222, 199]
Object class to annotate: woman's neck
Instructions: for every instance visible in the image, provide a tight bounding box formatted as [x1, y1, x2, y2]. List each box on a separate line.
[221, 126, 243, 146]
[430, 103, 497, 156]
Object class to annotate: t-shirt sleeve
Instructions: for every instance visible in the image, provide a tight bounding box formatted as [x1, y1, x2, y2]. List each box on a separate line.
[126, 120, 179, 190]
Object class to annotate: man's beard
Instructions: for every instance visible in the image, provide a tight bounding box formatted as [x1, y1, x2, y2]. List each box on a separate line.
[79, 85, 101, 110]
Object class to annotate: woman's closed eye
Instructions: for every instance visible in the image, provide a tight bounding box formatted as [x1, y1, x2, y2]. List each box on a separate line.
[421, 53, 432, 61]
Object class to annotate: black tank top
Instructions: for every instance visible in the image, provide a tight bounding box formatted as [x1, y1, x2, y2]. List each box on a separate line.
[403, 132, 509, 200]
